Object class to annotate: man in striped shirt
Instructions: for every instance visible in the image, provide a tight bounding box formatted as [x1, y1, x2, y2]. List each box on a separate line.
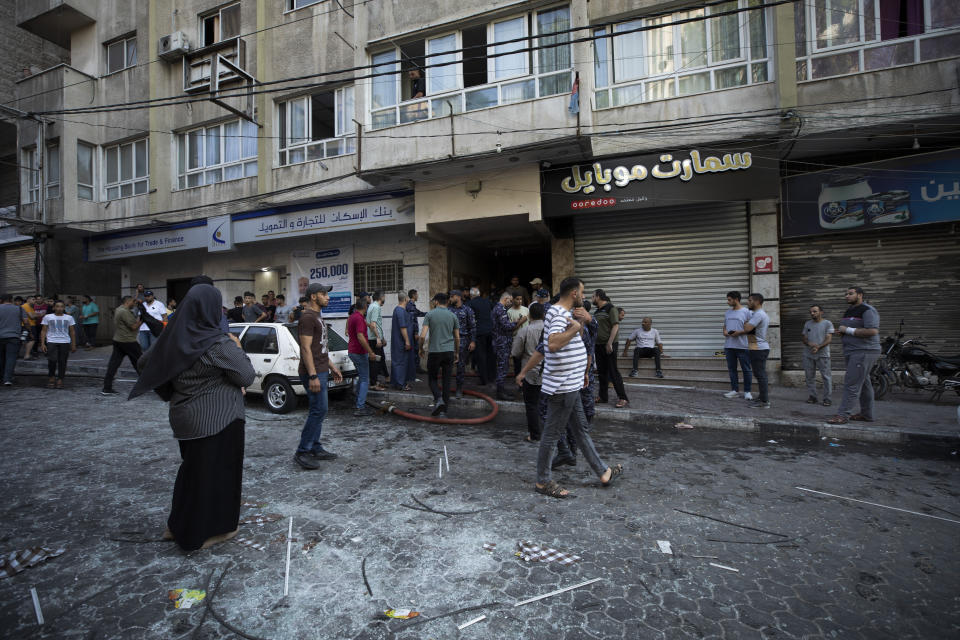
[535, 277, 622, 499]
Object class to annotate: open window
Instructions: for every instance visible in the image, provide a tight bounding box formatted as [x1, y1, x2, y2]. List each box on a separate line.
[201, 3, 241, 47]
[278, 86, 356, 165]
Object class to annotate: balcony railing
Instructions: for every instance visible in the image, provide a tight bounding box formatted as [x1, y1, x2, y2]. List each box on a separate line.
[183, 37, 247, 93]
[370, 69, 572, 130]
[279, 136, 357, 166]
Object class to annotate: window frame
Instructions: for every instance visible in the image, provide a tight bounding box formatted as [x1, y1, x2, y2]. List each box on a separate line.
[276, 86, 357, 167]
[77, 141, 95, 201]
[177, 119, 258, 190]
[105, 34, 137, 75]
[23, 147, 39, 204]
[103, 138, 149, 201]
[354, 261, 404, 296]
[45, 144, 60, 199]
[285, 0, 325, 11]
[200, 2, 241, 47]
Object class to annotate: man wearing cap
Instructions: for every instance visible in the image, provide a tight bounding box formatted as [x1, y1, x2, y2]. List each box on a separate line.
[294, 283, 344, 470]
[137, 290, 167, 351]
[534, 288, 550, 306]
[505, 276, 531, 306]
[492, 291, 528, 400]
[449, 289, 476, 399]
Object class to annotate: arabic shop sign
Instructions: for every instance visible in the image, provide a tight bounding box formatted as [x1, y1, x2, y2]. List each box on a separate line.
[781, 148, 960, 238]
[232, 196, 414, 243]
[541, 148, 778, 216]
[86, 223, 208, 261]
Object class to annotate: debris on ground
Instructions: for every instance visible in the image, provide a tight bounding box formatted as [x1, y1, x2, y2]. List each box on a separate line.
[483, 543, 496, 552]
[30, 586, 44, 624]
[168, 588, 206, 609]
[233, 535, 268, 551]
[767, 439, 778, 444]
[1, 547, 66, 579]
[383, 608, 420, 619]
[674, 422, 695, 429]
[516, 540, 581, 565]
[514, 578, 602, 607]
[656, 540, 673, 555]
[457, 614, 487, 630]
[709, 562, 739, 572]
[240, 514, 283, 526]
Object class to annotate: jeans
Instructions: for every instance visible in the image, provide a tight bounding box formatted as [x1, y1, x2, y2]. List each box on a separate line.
[803, 353, 832, 399]
[138, 331, 156, 351]
[297, 372, 329, 454]
[82, 324, 98, 347]
[428, 351, 454, 407]
[632, 347, 662, 372]
[724, 348, 752, 392]
[595, 344, 628, 402]
[521, 379, 542, 440]
[103, 340, 142, 391]
[536, 391, 607, 484]
[349, 353, 370, 409]
[0, 337, 19, 383]
[46, 342, 71, 379]
[838, 351, 880, 419]
[748, 349, 770, 402]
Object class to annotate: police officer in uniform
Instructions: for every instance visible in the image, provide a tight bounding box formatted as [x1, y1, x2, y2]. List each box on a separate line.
[449, 289, 476, 399]
[492, 291, 526, 400]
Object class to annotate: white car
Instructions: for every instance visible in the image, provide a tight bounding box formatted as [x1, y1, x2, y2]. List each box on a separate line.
[228, 322, 357, 414]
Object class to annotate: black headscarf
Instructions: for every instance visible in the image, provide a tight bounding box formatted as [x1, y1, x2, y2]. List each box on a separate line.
[128, 284, 226, 400]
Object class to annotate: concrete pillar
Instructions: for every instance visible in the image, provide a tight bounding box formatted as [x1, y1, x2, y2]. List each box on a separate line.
[551, 236, 574, 285]
[749, 199, 781, 371]
[773, 2, 798, 111]
[428, 240, 449, 295]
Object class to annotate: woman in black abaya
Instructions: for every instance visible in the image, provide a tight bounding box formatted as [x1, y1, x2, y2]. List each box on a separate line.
[130, 284, 255, 551]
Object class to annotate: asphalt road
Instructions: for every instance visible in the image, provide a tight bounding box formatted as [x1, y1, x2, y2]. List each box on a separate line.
[1, 376, 958, 639]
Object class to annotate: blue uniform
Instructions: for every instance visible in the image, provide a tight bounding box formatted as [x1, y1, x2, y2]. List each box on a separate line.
[406, 299, 426, 371]
[390, 305, 415, 388]
[491, 302, 519, 387]
[451, 303, 476, 389]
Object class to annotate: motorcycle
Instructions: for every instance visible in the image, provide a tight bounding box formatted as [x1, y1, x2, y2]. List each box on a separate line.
[871, 321, 960, 401]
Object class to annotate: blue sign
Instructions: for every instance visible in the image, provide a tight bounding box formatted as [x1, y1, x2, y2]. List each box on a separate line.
[781, 149, 960, 238]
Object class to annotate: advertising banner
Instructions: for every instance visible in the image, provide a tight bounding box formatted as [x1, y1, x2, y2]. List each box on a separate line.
[540, 148, 779, 216]
[781, 149, 960, 238]
[289, 246, 354, 317]
[86, 222, 207, 261]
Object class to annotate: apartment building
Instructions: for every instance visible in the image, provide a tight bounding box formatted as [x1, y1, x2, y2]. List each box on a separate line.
[10, 0, 960, 378]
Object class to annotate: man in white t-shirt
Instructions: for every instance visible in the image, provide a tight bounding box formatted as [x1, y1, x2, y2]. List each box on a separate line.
[138, 290, 167, 351]
[624, 316, 664, 378]
[40, 300, 77, 389]
[534, 277, 622, 500]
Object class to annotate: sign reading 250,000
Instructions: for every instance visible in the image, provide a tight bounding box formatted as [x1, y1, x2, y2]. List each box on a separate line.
[290, 247, 354, 317]
[310, 263, 349, 280]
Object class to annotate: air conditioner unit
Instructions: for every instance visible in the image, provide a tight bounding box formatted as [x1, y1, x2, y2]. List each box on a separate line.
[158, 31, 190, 61]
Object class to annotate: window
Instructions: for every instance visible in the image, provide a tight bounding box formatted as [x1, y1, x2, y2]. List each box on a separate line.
[355, 261, 403, 295]
[594, 0, 770, 109]
[24, 145, 61, 202]
[201, 3, 241, 47]
[177, 119, 257, 189]
[46, 144, 60, 199]
[796, 0, 960, 80]
[241, 326, 278, 354]
[23, 147, 38, 204]
[104, 139, 148, 200]
[106, 35, 137, 74]
[77, 142, 95, 201]
[287, 0, 323, 9]
[277, 87, 356, 166]
[369, 5, 572, 129]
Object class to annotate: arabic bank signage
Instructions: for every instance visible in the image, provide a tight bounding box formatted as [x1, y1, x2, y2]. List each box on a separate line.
[541, 148, 778, 216]
[781, 149, 960, 238]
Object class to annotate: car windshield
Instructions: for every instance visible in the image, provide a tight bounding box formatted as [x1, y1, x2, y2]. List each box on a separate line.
[283, 323, 349, 351]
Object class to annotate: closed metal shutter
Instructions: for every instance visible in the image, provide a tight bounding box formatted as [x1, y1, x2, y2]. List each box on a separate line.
[0, 243, 36, 297]
[780, 223, 960, 369]
[574, 202, 749, 356]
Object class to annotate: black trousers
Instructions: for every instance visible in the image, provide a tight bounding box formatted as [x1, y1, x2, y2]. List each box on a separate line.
[474, 334, 493, 384]
[596, 344, 628, 402]
[521, 380, 542, 440]
[632, 347, 662, 371]
[46, 342, 71, 379]
[427, 351, 454, 407]
[103, 340, 142, 391]
[369, 343, 388, 384]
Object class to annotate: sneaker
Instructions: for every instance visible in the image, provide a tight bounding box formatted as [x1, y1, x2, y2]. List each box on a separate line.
[311, 446, 338, 461]
[436, 409, 447, 419]
[744, 392, 754, 401]
[353, 406, 374, 417]
[100, 389, 119, 396]
[806, 396, 818, 404]
[655, 371, 664, 378]
[723, 390, 739, 399]
[822, 398, 832, 407]
[294, 452, 322, 470]
[455, 389, 463, 400]
[628, 370, 638, 377]
[431, 403, 446, 417]
[749, 401, 771, 409]
[2, 381, 12, 386]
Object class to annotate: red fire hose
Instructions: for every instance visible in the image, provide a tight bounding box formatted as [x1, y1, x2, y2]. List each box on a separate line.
[372, 388, 499, 425]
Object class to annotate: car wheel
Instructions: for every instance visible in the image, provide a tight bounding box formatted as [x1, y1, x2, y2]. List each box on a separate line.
[264, 376, 297, 414]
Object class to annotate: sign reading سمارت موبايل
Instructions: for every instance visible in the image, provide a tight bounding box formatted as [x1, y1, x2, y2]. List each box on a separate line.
[289, 246, 354, 318]
[540, 149, 779, 216]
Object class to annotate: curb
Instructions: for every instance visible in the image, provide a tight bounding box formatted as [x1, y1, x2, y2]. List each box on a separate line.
[366, 390, 960, 448]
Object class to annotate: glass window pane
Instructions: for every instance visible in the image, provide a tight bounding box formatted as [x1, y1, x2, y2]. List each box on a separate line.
[919, 32, 960, 61]
[371, 110, 397, 130]
[220, 4, 241, 40]
[187, 130, 203, 170]
[106, 147, 119, 184]
[427, 33, 458, 94]
[242, 119, 258, 158]
[537, 73, 566, 97]
[613, 20, 645, 82]
[747, 0, 767, 59]
[795, 1, 807, 57]
[225, 164, 243, 180]
[134, 180, 147, 195]
[206, 126, 221, 166]
[465, 86, 498, 110]
[612, 83, 644, 107]
[46, 146, 59, 183]
[678, 71, 710, 95]
[751, 61, 769, 82]
[243, 161, 257, 177]
[107, 41, 124, 73]
[290, 98, 307, 144]
[710, 2, 741, 62]
[223, 121, 240, 162]
[537, 6, 571, 75]
[106, 186, 119, 200]
[120, 143, 133, 182]
[595, 89, 610, 109]
[399, 102, 429, 124]
[78, 185, 93, 200]
[432, 96, 462, 116]
[187, 172, 202, 188]
[863, 0, 877, 41]
[120, 183, 133, 197]
[126, 38, 137, 67]
[77, 143, 93, 185]
[503, 78, 535, 103]
[594, 29, 609, 88]
[289, 148, 305, 164]
[645, 78, 675, 100]
[864, 41, 915, 69]
[715, 65, 747, 88]
[135, 140, 147, 178]
[645, 17, 675, 76]
[931, 1, 960, 28]
[205, 169, 222, 184]
[337, 86, 355, 135]
[371, 50, 398, 110]
[811, 49, 860, 78]
[815, 0, 860, 49]
[492, 17, 527, 80]
[678, 10, 707, 68]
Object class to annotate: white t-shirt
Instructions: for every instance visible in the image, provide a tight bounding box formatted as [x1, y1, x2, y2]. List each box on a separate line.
[140, 300, 167, 331]
[628, 327, 661, 349]
[42, 313, 76, 344]
[541, 305, 588, 396]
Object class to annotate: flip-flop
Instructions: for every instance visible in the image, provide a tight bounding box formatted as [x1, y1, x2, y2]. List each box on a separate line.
[615, 399, 629, 409]
[601, 464, 623, 488]
[825, 415, 848, 424]
[849, 414, 874, 422]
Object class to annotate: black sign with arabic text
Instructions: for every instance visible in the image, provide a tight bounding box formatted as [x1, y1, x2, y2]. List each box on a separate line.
[540, 148, 779, 217]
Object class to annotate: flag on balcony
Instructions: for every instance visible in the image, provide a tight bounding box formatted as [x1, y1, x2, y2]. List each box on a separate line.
[568, 73, 580, 116]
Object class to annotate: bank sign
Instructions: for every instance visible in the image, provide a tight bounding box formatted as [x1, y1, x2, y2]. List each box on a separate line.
[541, 148, 778, 216]
[781, 149, 960, 238]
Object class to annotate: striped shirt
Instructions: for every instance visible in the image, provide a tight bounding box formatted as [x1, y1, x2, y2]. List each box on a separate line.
[541, 305, 589, 395]
[167, 337, 257, 440]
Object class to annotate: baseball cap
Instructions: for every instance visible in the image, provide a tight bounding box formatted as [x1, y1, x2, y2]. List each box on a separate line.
[144, 290, 154, 296]
[449, 289, 462, 297]
[358, 291, 370, 299]
[536, 288, 549, 298]
[529, 277, 543, 286]
[305, 283, 333, 296]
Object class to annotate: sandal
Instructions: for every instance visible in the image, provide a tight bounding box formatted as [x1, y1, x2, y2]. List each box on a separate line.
[46, 378, 55, 389]
[849, 414, 874, 422]
[825, 415, 848, 424]
[535, 480, 571, 499]
[615, 399, 629, 409]
[524, 435, 539, 443]
[55, 379, 64, 389]
[371, 384, 387, 391]
[602, 464, 623, 488]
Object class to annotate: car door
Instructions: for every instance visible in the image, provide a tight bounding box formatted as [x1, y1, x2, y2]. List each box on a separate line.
[240, 326, 280, 392]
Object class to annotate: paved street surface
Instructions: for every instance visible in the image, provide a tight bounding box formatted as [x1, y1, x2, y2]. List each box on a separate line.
[1, 375, 958, 639]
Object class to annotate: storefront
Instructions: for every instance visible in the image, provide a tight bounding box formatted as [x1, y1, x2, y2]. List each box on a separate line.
[85, 192, 427, 336]
[541, 147, 780, 358]
[0, 228, 35, 297]
[779, 148, 960, 371]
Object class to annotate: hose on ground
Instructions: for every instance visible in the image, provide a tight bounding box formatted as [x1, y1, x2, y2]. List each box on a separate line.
[371, 388, 499, 425]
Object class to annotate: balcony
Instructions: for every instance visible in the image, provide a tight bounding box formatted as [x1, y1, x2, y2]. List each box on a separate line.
[183, 37, 247, 94]
[16, 0, 96, 48]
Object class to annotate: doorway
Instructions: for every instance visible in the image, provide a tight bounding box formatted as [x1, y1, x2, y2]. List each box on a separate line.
[166, 278, 193, 308]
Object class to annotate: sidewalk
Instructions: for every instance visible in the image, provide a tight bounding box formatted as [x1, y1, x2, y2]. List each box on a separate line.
[14, 347, 959, 446]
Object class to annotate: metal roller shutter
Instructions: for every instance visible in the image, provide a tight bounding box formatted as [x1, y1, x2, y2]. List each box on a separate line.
[574, 202, 750, 357]
[0, 243, 36, 297]
[780, 223, 960, 370]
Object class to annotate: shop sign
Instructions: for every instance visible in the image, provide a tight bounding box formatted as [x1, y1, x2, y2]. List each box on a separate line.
[754, 255, 773, 273]
[541, 149, 778, 216]
[86, 222, 207, 261]
[781, 149, 960, 238]
[207, 214, 233, 252]
[289, 246, 354, 317]
[232, 196, 414, 243]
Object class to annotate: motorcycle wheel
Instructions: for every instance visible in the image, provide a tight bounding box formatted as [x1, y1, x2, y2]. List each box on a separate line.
[871, 364, 890, 400]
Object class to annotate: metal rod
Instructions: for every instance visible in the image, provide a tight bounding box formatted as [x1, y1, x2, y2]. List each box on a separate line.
[514, 578, 601, 607]
[283, 517, 293, 596]
[457, 614, 486, 630]
[31, 587, 44, 624]
[796, 487, 960, 525]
